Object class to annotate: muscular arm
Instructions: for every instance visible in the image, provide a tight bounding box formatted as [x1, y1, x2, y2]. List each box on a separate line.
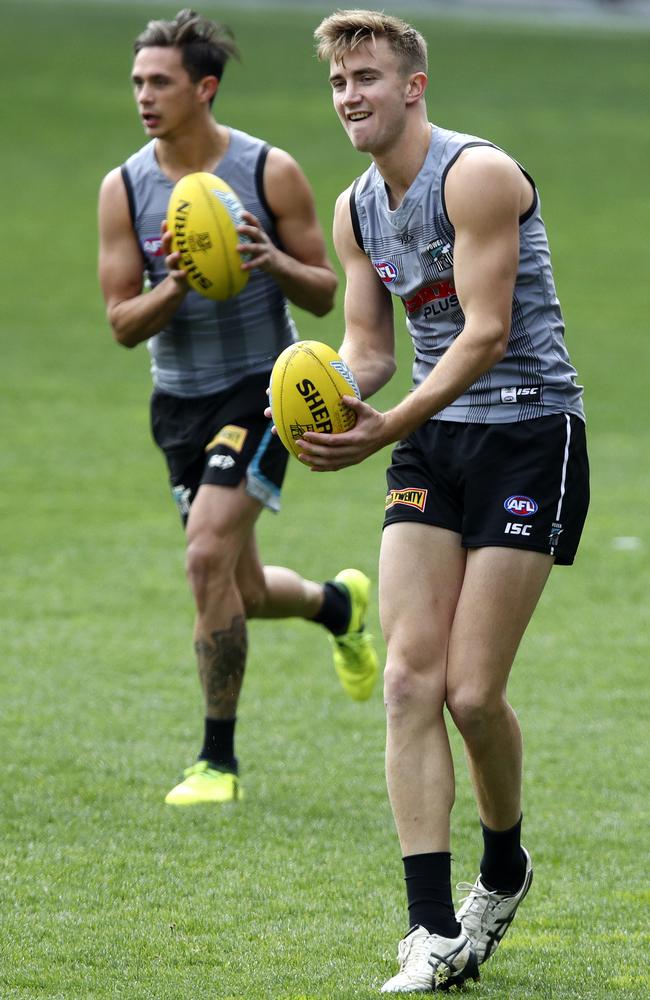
[236, 148, 337, 317]
[333, 188, 397, 398]
[97, 168, 188, 348]
[380, 147, 523, 441]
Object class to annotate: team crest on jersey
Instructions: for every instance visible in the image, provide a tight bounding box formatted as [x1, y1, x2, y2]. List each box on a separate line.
[385, 488, 428, 512]
[504, 495, 538, 517]
[143, 236, 164, 257]
[374, 260, 399, 284]
[425, 238, 454, 274]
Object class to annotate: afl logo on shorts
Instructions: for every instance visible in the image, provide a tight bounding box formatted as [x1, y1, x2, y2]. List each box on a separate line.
[504, 495, 538, 517]
[374, 261, 398, 284]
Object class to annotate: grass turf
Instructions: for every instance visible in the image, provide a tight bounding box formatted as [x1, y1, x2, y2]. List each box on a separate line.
[1, 3, 648, 997]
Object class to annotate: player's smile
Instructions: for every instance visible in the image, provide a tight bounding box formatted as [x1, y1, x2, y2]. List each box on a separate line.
[330, 39, 411, 155]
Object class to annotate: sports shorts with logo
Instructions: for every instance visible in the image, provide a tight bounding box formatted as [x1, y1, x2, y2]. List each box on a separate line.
[383, 413, 589, 565]
[151, 371, 288, 524]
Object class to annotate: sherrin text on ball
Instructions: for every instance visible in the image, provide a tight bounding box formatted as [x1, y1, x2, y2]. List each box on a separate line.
[166, 172, 250, 300]
[269, 340, 361, 460]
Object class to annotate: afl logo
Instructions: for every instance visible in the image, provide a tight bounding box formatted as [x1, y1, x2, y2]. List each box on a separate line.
[143, 237, 164, 257]
[504, 495, 538, 517]
[374, 260, 398, 284]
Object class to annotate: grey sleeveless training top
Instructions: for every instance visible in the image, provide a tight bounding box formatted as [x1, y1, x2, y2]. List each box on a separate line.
[351, 125, 585, 423]
[122, 128, 298, 397]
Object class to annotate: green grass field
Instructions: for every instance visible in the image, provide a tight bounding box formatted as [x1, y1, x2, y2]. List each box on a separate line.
[1, 2, 649, 997]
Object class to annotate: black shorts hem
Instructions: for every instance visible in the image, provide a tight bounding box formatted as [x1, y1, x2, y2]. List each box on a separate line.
[382, 514, 461, 534]
[462, 539, 574, 565]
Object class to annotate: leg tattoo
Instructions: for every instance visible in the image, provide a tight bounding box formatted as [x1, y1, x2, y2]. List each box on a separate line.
[195, 615, 247, 717]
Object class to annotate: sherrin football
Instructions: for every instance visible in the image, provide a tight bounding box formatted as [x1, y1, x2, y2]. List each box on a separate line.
[166, 172, 249, 300]
[269, 340, 361, 460]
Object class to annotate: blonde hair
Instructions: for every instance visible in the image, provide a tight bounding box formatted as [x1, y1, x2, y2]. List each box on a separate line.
[314, 9, 427, 74]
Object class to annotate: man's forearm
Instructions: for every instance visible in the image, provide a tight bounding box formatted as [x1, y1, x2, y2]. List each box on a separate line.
[266, 253, 337, 317]
[109, 276, 188, 348]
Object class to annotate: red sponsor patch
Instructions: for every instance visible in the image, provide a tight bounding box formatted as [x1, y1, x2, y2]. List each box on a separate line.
[403, 281, 456, 314]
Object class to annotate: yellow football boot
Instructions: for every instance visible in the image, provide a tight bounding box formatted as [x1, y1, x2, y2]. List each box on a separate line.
[330, 568, 379, 701]
[164, 760, 243, 805]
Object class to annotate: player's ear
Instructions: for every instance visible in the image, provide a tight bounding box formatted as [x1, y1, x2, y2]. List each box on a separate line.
[198, 75, 219, 103]
[405, 71, 427, 104]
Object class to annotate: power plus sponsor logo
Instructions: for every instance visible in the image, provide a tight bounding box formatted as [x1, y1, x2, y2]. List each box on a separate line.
[143, 236, 164, 257]
[403, 280, 457, 316]
[504, 495, 538, 517]
[374, 261, 399, 284]
[385, 488, 428, 512]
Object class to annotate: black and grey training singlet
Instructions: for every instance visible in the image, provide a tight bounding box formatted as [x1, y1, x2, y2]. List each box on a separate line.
[350, 125, 585, 424]
[122, 128, 298, 397]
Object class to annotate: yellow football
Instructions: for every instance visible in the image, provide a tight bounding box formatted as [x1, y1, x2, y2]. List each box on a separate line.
[166, 172, 249, 300]
[269, 340, 360, 460]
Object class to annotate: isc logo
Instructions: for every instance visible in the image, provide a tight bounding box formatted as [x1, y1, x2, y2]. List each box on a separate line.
[503, 495, 538, 517]
[374, 260, 398, 283]
[504, 522, 532, 536]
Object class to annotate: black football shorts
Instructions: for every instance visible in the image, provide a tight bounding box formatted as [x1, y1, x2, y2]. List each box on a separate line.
[383, 413, 589, 565]
[151, 372, 288, 524]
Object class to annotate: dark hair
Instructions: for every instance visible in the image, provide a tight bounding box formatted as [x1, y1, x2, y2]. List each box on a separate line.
[133, 8, 239, 82]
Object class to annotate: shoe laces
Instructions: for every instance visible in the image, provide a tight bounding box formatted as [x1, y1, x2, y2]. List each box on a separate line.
[397, 929, 433, 972]
[457, 880, 505, 928]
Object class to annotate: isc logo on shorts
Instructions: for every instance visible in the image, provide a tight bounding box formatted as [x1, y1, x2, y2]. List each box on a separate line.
[503, 495, 538, 517]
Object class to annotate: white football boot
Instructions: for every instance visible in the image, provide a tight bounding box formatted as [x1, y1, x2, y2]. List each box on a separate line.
[380, 925, 479, 993]
[456, 847, 533, 964]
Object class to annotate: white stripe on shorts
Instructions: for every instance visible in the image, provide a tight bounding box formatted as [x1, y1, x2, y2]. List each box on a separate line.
[551, 414, 572, 554]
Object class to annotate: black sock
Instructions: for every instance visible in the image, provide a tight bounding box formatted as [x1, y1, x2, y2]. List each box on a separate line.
[480, 815, 526, 893]
[198, 717, 238, 773]
[403, 852, 461, 938]
[311, 580, 351, 636]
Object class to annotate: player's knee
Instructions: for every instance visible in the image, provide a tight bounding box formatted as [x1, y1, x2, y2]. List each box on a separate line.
[185, 535, 232, 604]
[446, 685, 505, 738]
[384, 658, 443, 717]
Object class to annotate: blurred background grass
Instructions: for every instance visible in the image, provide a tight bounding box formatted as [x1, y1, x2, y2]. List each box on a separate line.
[1, 3, 648, 998]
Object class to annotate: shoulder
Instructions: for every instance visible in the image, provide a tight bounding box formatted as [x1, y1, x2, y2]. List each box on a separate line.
[263, 145, 305, 183]
[448, 145, 521, 186]
[445, 146, 523, 226]
[99, 166, 127, 201]
[261, 146, 317, 216]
